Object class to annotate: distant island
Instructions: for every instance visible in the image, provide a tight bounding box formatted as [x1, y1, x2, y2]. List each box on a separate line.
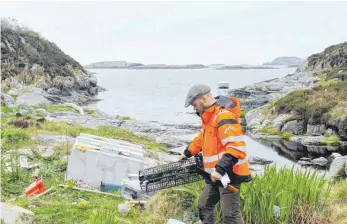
[84, 60, 299, 70]
[129, 64, 207, 69]
[84, 61, 207, 69]
[263, 57, 303, 66]
[216, 65, 278, 70]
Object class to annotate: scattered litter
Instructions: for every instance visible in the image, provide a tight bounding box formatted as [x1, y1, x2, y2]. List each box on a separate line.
[59, 184, 121, 197]
[66, 134, 144, 187]
[41, 147, 55, 157]
[18, 107, 30, 115]
[118, 203, 130, 214]
[183, 211, 199, 222]
[121, 179, 142, 200]
[167, 219, 186, 224]
[77, 198, 89, 206]
[30, 187, 55, 200]
[101, 181, 121, 192]
[33, 168, 40, 177]
[25, 177, 46, 196]
[19, 155, 39, 169]
[273, 205, 280, 218]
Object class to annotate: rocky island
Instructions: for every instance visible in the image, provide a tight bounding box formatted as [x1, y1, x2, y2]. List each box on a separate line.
[84, 61, 207, 69]
[263, 56, 304, 66]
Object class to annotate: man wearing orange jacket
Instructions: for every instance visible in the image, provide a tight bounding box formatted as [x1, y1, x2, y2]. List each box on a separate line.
[181, 84, 251, 224]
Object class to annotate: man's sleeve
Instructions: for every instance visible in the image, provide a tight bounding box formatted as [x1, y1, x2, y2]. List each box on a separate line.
[215, 111, 246, 176]
[183, 128, 203, 158]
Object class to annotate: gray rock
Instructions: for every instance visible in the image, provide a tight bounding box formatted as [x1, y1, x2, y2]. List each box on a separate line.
[325, 128, 337, 136]
[270, 113, 293, 131]
[328, 153, 342, 163]
[329, 155, 347, 178]
[42, 148, 55, 157]
[249, 156, 273, 165]
[245, 107, 265, 128]
[88, 77, 98, 87]
[1, 112, 7, 117]
[265, 84, 283, 92]
[88, 87, 98, 95]
[299, 157, 311, 161]
[7, 88, 20, 96]
[281, 120, 305, 135]
[307, 124, 326, 136]
[306, 146, 327, 154]
[15, 88, 52, 106]
[97, 86, 107, 92]
[0, 202, 34, 224]
[37, 134, 76, 146]
[33, 108, 49, 117]
[311, 157, 329, 166]
[0, 93, 16, 107]
[47, 88, 61, 95]
[290, 136, 325, 146]
[298, 160, 312, 166]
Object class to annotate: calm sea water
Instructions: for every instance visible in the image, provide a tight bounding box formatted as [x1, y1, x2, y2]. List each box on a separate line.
[88, 68, 300, 166]
[90, 68, 296, 124]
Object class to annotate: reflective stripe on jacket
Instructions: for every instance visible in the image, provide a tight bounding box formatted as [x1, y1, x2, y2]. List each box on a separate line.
[185, 96, 251, 183]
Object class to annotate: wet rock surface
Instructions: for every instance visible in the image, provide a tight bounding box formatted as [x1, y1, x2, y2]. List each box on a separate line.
[228, 72, 318, 110]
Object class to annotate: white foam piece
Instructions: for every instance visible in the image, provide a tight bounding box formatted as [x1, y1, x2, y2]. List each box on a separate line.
[79, 133, 143, 149]
[66, 145, 144, 187]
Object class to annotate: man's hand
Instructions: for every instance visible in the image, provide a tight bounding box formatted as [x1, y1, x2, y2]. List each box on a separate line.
[180, 154, 187, 160]
[211, 171, 222, 182]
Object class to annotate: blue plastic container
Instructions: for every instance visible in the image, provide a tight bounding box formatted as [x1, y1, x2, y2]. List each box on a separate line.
[100, 181, 121, 192]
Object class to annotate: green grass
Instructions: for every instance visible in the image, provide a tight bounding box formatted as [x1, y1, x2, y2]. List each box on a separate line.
[241, 165, 331, 223]
[0, 126, 35, 151]
[34, 105, 76, 113]
[115, 115, 132, 121]
[320, 134, 340, 146]
[255, 123, 281, 136]
[39, 121, 166, 152]
[317, 78, 340, 87]
[240, 110, 248, 119]
[332, 180, 347, 201]
[84, 109, 98, 117]
[282, 132, 294, 140]
[1, 105, 21, 115]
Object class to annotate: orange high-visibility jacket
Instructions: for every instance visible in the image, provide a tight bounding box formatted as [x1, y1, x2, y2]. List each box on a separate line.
[184, 96, 251, 184]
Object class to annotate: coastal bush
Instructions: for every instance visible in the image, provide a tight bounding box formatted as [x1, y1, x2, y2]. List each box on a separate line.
[275, 80, 347, 126]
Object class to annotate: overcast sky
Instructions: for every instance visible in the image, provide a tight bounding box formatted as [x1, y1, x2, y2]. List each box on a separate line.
[1, 1, 347, 65]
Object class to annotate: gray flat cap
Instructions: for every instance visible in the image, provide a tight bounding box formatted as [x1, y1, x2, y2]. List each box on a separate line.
[184, 84, 211, 107]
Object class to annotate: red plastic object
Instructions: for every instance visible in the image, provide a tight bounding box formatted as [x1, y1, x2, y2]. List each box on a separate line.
[25, 177, 46, 196]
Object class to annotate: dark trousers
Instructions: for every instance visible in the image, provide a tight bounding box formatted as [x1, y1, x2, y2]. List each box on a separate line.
[198, 183, 243, 224]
